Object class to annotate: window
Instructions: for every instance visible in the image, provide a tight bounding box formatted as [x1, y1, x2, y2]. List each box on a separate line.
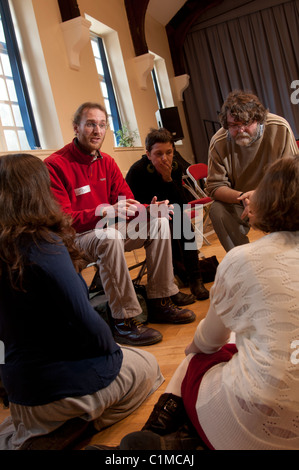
[150, 54, 174, 111]
[87, 14, 140, 148]
[91, 34, 121, 144]
[152, 68, 163, 109]
[0, 0, 40, 151]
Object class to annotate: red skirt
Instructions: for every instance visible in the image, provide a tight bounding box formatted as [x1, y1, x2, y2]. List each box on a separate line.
[181, 343, 238, 450]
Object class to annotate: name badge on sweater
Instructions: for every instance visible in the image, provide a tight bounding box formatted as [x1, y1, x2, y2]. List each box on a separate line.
[74, 185, 91, 196]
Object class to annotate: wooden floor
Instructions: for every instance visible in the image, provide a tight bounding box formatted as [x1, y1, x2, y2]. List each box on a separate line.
[0, 228, 262, 449]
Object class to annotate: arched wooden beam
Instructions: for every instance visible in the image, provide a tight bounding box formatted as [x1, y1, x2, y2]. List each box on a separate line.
[124, 0, 150, 56]
[57, 0, 81, 22]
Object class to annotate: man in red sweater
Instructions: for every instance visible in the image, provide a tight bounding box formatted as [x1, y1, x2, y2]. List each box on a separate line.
[45, 102, 196, 346]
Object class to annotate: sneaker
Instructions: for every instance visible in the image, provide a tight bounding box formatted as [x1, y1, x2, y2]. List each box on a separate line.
[113, 318, 163, 346]
[147, 298, 196, 324]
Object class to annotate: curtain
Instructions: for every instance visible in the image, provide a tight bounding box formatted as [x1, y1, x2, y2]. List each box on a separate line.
[182, 0, 299, 163]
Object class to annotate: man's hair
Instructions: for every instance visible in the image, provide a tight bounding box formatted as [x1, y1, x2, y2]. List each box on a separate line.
[72, 102, 108, 126]
[219, 90, 268, 129]
[145, 128, 174, 152]
[251, 155, 299, 233]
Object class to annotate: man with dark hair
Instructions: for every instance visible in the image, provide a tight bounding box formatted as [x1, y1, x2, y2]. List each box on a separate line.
[126, 128, 209, 301]
[44, 103, 196, 347]
[206, 90, 298, 252]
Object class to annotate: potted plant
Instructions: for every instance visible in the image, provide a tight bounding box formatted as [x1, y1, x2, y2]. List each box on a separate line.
[115, 124, 139, 147]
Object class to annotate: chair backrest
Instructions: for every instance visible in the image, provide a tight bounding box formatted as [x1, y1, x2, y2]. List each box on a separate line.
[185, 163, 209, 199]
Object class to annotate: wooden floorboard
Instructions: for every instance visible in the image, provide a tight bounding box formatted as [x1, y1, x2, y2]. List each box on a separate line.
[0, 229, 263, 449]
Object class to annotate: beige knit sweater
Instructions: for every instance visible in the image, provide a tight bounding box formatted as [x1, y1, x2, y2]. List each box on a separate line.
[206, 113, 298, 197]
[194, 231, 299, 450]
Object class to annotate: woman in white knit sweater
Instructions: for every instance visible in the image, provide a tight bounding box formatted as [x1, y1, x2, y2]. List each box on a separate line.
[102, 155, 299, 451]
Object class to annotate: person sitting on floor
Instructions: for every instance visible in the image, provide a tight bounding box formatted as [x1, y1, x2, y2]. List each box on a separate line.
[89, 154, 299, 451]
[0, 153, 165, 450]
[125, 128, 209, 301]
[44, 103, 196, 348]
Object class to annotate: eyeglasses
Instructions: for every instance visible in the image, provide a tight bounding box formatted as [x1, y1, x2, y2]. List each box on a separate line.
[227, 122, 253, 131]
[85, 121, 108, 131]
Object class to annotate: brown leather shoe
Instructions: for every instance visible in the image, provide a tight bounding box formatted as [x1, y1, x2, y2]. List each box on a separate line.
[170, 291, 196, 306]
[113, 318, 163, 346]
[147, 298, 195, 324]
[190, 278, 209, 300]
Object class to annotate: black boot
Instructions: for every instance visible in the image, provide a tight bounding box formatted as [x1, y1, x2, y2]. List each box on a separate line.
[142, 393, 186, 435]
[119, 393, 206, 450]
[85, 394, 207, 451]
[120, 428, 206, 451]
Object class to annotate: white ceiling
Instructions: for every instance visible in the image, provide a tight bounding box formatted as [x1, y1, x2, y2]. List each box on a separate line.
[147, 0, 187, 26]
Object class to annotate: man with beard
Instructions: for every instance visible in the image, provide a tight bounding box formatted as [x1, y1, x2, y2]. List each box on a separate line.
[205, 90, 297, 252]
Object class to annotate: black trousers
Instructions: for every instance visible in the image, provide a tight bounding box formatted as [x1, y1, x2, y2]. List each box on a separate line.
[170, 212, 201, 283]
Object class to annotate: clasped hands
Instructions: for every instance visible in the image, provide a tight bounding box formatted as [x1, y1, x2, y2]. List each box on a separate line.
[100, 197, 174, 221]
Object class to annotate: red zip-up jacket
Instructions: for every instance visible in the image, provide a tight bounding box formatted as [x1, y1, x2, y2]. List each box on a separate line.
[45, 140, 134, 233]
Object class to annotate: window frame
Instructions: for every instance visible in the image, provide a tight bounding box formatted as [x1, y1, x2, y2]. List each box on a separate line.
[91, 34, 121, 143]
[0, 0, 40, 150]
[151, 67, 164, 110]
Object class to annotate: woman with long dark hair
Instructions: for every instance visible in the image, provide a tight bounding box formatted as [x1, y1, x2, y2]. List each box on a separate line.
[0, 153, 163, 450]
